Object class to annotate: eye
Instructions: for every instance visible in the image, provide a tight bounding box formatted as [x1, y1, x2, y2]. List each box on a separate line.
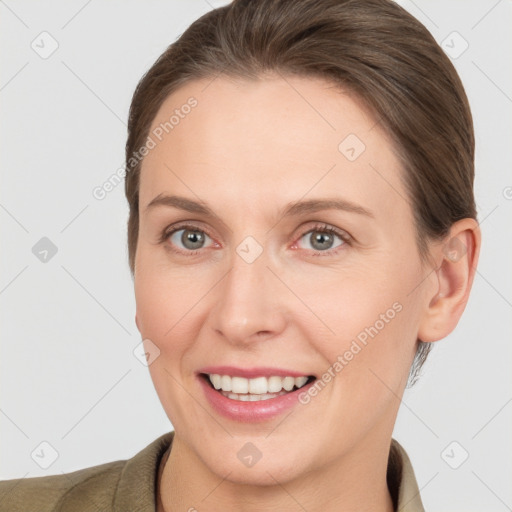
[160, 224, 215, 255]
[294, 223, 350, 256]
[159, 221, 351, 257]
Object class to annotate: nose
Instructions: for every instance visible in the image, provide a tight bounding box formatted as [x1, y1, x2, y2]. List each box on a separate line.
[209, 247, 287, 347]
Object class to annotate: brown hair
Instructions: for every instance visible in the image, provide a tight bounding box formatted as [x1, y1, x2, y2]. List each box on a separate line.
[124, 0, 476, 385]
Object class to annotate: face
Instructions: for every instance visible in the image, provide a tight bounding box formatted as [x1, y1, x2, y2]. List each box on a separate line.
[134, 74, 432, 484]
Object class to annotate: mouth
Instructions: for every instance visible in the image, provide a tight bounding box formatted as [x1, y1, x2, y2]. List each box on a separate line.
[199, 373, 317, 402]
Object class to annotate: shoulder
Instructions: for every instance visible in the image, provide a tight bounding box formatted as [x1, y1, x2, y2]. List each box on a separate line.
[390, 438, 425, 512]
[0, 431, 174, 512]
[0, 459, 125, 512]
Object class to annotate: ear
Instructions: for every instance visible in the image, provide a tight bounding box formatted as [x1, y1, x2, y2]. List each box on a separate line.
[135, 313, 140, 332]
[418, 218, 481, 343]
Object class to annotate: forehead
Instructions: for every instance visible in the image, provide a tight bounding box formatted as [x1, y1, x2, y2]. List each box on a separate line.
[139, 74, 409, 226]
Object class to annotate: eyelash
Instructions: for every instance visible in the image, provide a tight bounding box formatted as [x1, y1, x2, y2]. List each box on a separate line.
[158, 222, 352, 257]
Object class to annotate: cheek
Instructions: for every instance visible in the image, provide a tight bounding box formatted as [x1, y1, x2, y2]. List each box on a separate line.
[290, 261, 408, 339]
[134, 250, 221, 383]
[299, 255, 422, 385]
[135, 263, 202, 428]
[134, 272, 188, 379]
[134, 242, 199, 337]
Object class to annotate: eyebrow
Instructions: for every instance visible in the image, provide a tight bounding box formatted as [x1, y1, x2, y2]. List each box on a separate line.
[144, 194, 374, 220]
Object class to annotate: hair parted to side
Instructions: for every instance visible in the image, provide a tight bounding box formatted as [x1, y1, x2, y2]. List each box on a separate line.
[124, 0, 477, 386]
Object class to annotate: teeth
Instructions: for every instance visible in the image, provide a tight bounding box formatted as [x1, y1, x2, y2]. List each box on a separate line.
[210, 374, 222, 390]
[207, 374, 310, 395]
[221, 375, 231, 391]
[222, 390, 289, 401]
[248, 376, 267, 394]
[231, 376, 249, 394]
[283, 376, 295, 391]
[268, 376, 283, 393]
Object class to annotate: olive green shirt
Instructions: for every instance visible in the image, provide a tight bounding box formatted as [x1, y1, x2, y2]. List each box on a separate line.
[0, 431, 425, 511]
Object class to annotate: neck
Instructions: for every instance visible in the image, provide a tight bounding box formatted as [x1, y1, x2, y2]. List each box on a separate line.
[157, 431, 395, 512]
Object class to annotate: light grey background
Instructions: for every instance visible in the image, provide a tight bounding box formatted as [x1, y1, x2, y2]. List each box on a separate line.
[1, 1, 511, 510]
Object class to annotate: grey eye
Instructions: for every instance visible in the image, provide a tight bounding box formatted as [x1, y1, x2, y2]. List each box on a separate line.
[299, 230, 344, 252]
[171, 228, 210, 251]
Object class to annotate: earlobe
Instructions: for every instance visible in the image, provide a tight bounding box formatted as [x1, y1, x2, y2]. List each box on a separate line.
[418, 218, 481, 343]
[135, 313, 140, 332]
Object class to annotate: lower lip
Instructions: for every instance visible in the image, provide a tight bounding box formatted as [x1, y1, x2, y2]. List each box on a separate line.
[197, 374, 316, 423]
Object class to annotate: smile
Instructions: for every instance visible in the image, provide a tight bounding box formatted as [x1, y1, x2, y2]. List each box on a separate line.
[196, 366, 318, 422]
[201, 373, 315, 402]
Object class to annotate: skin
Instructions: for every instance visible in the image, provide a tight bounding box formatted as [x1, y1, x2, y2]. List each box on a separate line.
[133, 73, 480, 512]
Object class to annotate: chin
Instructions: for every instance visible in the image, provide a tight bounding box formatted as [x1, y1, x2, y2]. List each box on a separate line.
[218, 461, 303, 486]
[200, 442, 311, 486]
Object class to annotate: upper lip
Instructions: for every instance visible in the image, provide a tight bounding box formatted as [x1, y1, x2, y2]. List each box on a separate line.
[198, 366, 315, 379]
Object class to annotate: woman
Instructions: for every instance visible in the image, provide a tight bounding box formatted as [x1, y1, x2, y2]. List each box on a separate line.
[0, 0, 481, 510]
